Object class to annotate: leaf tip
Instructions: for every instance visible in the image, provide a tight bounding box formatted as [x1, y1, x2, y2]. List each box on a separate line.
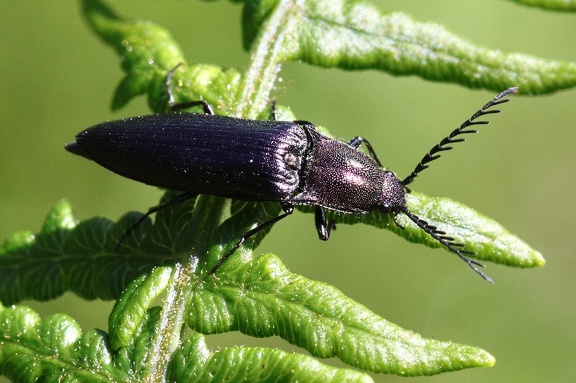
[531, 250, 546, 267]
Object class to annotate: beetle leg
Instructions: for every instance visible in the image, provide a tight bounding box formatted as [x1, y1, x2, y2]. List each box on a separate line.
[271, 100, 278, 121]
[210, 204, 295, 275]
[166, 64, 215, 114]
[347, 136, 383, 167]
[170, 100, 214, 114]
[115, 191, 197, 251]
[315, 206, 336, 241]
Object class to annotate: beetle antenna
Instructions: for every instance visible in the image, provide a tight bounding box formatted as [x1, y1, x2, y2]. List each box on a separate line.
[402, 87, 518, 187]
[399, 207, 494, 283]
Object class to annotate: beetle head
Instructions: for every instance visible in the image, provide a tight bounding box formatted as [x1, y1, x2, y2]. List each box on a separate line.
[379, 171, 407, 213]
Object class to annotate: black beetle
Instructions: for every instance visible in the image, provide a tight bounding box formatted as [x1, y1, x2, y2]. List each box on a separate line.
[66, 73, 517, 282]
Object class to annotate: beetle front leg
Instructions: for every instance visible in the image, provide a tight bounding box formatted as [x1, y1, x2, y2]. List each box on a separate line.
[347, 136, 383, 167]
[315, 206, 336, 241]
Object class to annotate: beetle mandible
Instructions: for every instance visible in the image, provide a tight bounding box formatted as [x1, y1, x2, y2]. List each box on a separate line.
[66, 68, 518, 283]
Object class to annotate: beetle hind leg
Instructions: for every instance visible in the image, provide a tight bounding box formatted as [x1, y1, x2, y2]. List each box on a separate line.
[210, 204, 295, 275]
[166, 63, 215, 114]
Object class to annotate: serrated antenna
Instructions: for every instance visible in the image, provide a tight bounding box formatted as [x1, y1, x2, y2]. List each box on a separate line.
[402, 87, 518, 187]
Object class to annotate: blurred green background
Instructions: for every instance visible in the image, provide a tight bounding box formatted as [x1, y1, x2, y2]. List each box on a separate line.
[0, 1, 575, 382]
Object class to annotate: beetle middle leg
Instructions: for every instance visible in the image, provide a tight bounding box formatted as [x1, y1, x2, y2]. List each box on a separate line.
[209, 203, 295, 275]
[116, 191, 197, 251]
[314, 206, 336, 241]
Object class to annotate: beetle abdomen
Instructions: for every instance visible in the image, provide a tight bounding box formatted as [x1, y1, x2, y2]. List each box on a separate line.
[68, 113, 309, 201]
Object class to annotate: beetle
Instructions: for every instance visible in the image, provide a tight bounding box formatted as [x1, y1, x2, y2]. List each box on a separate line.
[65, 71, 517, 282]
